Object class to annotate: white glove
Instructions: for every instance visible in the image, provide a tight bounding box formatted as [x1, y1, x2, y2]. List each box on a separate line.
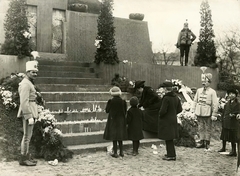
[211, 116, 217, 121]
[28, 118, 34, 125]
[236, 114, 240, 120]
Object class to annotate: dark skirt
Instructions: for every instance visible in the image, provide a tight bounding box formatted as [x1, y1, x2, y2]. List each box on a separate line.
[220, 128, 238, 143]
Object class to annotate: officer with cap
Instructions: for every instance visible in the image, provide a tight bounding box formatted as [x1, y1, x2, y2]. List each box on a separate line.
[191, 73, 218, 151]
[18, 60, 38, 166]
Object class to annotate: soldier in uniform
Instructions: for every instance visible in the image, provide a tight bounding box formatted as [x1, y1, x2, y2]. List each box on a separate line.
[191, 73, 218, 151]
[176, 20, 196, 66]
[18, 61, 39, 166]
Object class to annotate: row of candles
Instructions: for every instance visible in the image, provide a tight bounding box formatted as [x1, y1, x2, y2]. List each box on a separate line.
[50, 105, 103, 114]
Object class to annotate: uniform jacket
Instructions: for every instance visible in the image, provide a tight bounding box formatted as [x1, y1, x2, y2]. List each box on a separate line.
[158, 92, 182, 140]
[126, 106, 144, 140]
[103, 96, 128, 140]
[177, 28, 196, 46]
[191, 87, 218, 117]
[17, 77, 38, 120]
[221, 99, 240, 130]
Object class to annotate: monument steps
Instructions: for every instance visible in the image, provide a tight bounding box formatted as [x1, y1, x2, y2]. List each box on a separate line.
[38, 84, 113, 92]
[41, 91, 130, 101]
[38, 71, 98, 78]
[36, 77, 103, 85]
[38, 60, 160, 154]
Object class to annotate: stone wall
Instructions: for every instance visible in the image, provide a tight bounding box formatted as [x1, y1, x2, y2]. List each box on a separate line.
[66, 11, 153, 64]
[0, 55, 29, 78]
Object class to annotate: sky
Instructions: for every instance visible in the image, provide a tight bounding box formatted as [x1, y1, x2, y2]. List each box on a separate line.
[113, 0, 240, 52]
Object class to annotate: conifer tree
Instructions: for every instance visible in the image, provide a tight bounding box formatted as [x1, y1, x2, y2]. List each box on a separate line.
[1, 0, 31, 58]
[94, 0, 119, 64]
[194, 0, 217, 67]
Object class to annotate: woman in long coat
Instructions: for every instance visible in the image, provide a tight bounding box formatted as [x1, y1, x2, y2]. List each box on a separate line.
[103, 86, 128, 158]
[158, 81, 182, 161]
[218, 89, 240, 156]
[134, 80, 161, 133]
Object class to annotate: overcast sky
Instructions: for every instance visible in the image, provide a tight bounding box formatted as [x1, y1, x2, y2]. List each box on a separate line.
[113, 0, 240, 52]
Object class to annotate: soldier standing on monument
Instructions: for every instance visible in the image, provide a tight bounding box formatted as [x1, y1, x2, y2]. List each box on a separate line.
[18, 61, 39, 166]
[176, 20, 196, 66]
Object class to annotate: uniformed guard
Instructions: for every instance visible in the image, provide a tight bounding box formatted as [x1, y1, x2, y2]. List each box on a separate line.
[18, 60, 38, 166]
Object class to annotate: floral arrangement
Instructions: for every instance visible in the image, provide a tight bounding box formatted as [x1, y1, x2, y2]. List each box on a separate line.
[0, 73, 73, 162]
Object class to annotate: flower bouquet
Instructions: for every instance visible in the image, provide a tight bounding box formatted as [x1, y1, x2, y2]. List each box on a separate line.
[32, 107, 73, 162]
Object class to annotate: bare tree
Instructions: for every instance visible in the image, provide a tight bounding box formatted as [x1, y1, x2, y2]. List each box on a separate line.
[216, 30, 240, 83]
[153, 43, 179, 65]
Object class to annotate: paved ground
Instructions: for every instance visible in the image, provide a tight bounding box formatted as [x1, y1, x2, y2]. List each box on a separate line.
[0, 140, 239, 176]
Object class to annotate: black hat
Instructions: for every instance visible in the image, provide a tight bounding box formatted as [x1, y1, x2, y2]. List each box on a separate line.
[159, 81, 173, 88]
[134, 81, 145, 89]
[227, 89, 238, 96]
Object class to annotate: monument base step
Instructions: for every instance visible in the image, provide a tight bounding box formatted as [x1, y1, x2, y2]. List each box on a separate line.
[67, 138, 163, 154]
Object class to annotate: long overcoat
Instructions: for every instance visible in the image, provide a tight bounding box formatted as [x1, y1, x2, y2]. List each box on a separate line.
[127, 106, 144, 140]
[103, 96, 128, 140]
[138, 86, 161, 133]
[222, 99, 240, 130]
[158, 91, 182, 140]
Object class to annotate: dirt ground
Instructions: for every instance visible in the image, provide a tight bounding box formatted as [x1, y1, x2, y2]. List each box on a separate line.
[0, 140, 240, 176]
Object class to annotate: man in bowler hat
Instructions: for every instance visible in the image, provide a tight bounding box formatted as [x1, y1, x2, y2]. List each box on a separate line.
[158, 81, 182, 161]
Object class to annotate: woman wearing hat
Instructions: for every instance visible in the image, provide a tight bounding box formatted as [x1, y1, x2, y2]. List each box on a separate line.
[103, 86, 128, 158]
[158, 81, 182, 161]
[218, 89, 240, 156]
[134, 80, 161, 133]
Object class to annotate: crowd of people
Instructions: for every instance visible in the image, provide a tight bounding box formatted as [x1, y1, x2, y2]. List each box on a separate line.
[17, 59, 240, 167]
[104, 71, 240, 162]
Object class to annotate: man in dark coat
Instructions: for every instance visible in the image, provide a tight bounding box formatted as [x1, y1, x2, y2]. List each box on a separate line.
[158, 81, 182, 161]
[134, 80, 161, 133]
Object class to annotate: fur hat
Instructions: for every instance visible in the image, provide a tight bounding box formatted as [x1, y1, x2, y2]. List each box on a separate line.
[184, 19, 188, 28]
[205, 73, 212, 83]
[159, 81, 173, 88]
[227, 89, 238, 96]
[130, 96, 139, 107]
[26, 61, 38, 72]
[134, 80, 145, 89]
[109, 86, 122, 96]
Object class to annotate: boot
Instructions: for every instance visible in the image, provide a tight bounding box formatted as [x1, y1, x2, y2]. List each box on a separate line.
[111, 141, 118, 158]
[196, 140, 205, 148]
[218, 140, 226, 152]
[132, 141, 138, 156]
[119, 141, 124, 157]
[19, 155, 37, 166]
[227, 143, 237, 157]
[185, 57, 188, 66]
[27, 153, 37, 164]
[205, 140, 210, 149]
[180, 57, 183, 66]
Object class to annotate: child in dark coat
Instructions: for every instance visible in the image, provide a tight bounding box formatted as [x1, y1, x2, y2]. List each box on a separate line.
[103, 86, 128, 158]
[127, 96, 144, 156]
[218, 89, 240, 156]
